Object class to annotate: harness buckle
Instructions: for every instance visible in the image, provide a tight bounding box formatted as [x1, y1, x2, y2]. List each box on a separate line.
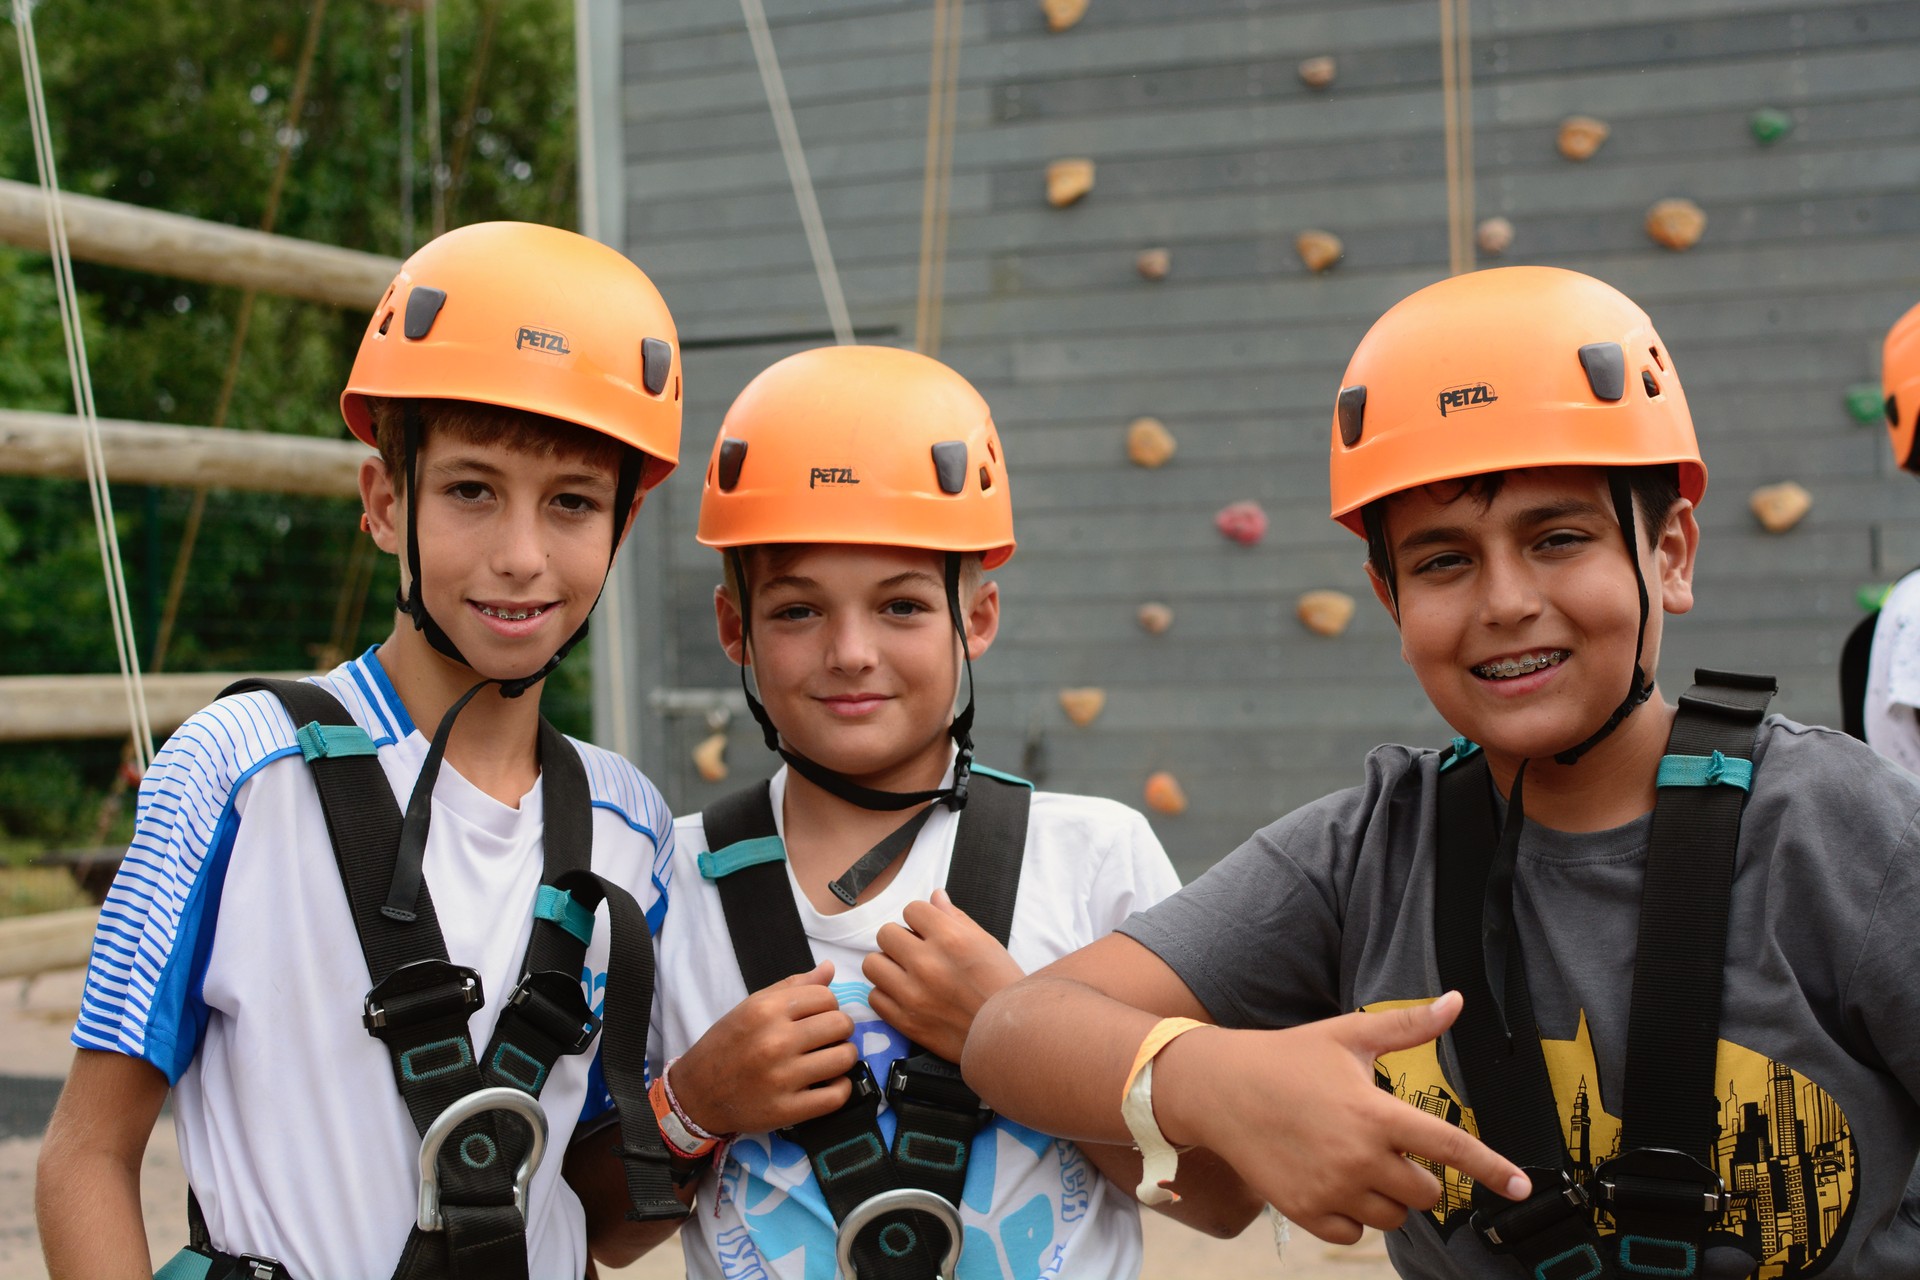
[885, 1053, 992, 1130]
[506, 970, 601, 1055]
[237, 1256, 285, 1279]
[834, 1187, 964, 1280]
[1470, 1166, 1589, 1251]
[1594, 1147, 1728, 1220]
[362, 960, 483, 1035]
[416, 1087, 550, 1232]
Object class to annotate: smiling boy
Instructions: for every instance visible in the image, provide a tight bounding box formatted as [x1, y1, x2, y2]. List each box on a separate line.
[37, 223, 690, 1279]
[964, 267, 1920, 1278]
[643, 346, 1296, 1280]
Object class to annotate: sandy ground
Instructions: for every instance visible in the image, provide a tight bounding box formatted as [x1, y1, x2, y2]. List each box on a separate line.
[0, 970, 1396, 1279]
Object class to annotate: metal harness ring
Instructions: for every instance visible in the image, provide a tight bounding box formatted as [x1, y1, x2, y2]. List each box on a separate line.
[834, 1187, 964, 1279]
[416, 1086, 550, 1232]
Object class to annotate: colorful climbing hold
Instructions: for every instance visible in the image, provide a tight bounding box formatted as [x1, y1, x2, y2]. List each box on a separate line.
[1127, 416, 1177, 468]
[1136, 247, 1171, 280]
[1295, 229, 1343, 273]
[1297, 56, 1336, 90]
[1749, 481, 1811, 533]
[1137, 601, 1174, 634]
[1845, 383, 1885, 425]
[1041, 0, 1088, 32]
[1645, 198, 1707, 251]
[1058, 687, 1107, 727]
[1046, 158, 1096, 207]
[1475, 216, 1514, 256]
[1859, 583, 1895, 612]
[1749, 107, 1794, 145]
[693, 731, 729, 783]
[1557, 115, 1610, 161]
[1143, 771, 1188, 816]
[1296, 589, 1357, 637]
[1215, 500, 1269, 546]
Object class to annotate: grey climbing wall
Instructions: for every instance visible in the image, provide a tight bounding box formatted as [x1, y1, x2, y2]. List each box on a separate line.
[608, 0, 1920, 879]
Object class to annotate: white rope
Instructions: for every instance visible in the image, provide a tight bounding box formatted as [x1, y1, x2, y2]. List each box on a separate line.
[738, 0, 854, 345]
[13, 0, 155, 773]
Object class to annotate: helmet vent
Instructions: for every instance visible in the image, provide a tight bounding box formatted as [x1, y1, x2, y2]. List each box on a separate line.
[1336, 384, 1367, 446]
[642, 337, 672, 395]
[931, 440, 968, 495]
[674, 375, 681, 402]
[718, 437, 748, 492]
[403, 286, 448, 340]
[1577, 342, 1626, 401]
[978, 465, 993, 492]
[1649, 345, 1666, 372]
[1641, 370, 1660, 398]
[377, 309, 393, 337]
[987, 437, 998, 462]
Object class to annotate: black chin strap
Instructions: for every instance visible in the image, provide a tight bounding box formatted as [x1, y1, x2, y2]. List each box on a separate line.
[383, 403, 645, 917]
[731, 549, 978, 814]
[1550, 470, 1652, 766]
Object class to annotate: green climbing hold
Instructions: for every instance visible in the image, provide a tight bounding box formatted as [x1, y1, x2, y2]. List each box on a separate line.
[1750, 107, 1794, 145]
[1845, 383, 1884, 425]
[1859, 583, 1895, 612]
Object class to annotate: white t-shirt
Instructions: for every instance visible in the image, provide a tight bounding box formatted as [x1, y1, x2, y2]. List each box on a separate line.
[73, 647, 675, 1280]
[654, 762, 1181, 1280]
[1867, 570, 1920, 775]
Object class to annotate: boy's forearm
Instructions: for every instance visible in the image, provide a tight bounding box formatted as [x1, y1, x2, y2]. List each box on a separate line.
[36, 1138, 151, 1279]
[1079, 1141, 1264, 1239]
[964, 972, 1172, 1146]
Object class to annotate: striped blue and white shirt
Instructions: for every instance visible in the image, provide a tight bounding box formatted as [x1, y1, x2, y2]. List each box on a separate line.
[74, 646, 673, 1279]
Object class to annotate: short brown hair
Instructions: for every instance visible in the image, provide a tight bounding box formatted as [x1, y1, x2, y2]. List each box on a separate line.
[366, 396, 626, 496]
[720, 545, 985, 607]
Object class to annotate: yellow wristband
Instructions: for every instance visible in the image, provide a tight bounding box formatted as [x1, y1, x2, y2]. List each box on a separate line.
[1119, 1017, 1207, 1205]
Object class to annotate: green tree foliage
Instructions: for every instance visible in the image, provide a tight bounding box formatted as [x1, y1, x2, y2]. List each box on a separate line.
[0, 0, 592, 846]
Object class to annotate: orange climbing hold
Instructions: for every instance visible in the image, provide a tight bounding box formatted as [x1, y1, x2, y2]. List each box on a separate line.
[1297, 56, 1336, 89]
[1749, 482, 1810, 533]
[1058, 688, 1107, 727]
[1136, 247, 1171, 280]
[1144, 771, 1188, 816]
[1046, 158, 1096, 207]
[1557, 115, 1610, 161]
[1215, 500, 1268, 546]
[1646, 199, 1706, 251]
[693, 732, 729, 783]
[1476, 216, 1514, 256]
[1137, 602, 1174, 634]
[1127, 417, 1177, 468]
[1297, 589, 1357, 637]
[1041, 0, 1088, 32]
[1295, 229, 1343, 273]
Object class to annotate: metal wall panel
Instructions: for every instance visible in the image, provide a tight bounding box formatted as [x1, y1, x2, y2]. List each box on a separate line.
[615, 0, 1920, 878]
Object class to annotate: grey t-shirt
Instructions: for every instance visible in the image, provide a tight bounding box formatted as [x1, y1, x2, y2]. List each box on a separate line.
[1120, 716, 1920, 1279]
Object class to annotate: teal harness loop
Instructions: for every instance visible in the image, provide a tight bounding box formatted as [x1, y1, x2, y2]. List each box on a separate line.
[1442, 737, 1483, 771]
[967, 764, 1032, 788]
[1654, 751, 1752, 792]
[296, 720, 378, 762]
[698, 836, 787, 881]
[532, 886, 595, 946]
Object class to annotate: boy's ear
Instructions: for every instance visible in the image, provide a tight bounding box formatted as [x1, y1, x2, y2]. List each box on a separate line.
[714, 585, 749, 667]
[358, 455, 402, 558]
[1653, 499, 1701, 616]
[963, 579, 1001, 660]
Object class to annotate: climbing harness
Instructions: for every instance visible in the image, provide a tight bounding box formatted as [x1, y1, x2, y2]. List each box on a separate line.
[157, 677, 685, 1280]
[699, 768, 1032, 1280]
[1434, 669, 1775, 1280]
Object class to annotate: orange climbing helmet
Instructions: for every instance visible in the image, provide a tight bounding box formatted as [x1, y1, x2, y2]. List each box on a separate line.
[339, 220, 681, 490]
[1327, 266, 1706, 535]
[697, 345, 1015, 567]
[1884, 299, 1920, 474]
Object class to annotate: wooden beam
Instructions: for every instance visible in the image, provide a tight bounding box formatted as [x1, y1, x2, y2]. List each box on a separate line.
[0, 178, 398, 309]
[0, 671, 316, 742]
[0, 907, 99, 980]
[0, 410, 366, 497]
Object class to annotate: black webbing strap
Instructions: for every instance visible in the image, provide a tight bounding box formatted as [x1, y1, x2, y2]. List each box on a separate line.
[218, 679, 681, 1279]
[1435, 750, 1610, 1279]
[700, 771, 1030, 1278]
[1598, 670, 1772, 1277]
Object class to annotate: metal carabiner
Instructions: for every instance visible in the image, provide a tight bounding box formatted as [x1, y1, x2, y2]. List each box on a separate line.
[416, 1086, 550, 1232]
[834, 1187, 964, 1280]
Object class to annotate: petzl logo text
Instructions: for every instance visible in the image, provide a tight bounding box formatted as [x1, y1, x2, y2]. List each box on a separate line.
[515, 326, 571, 354]
[1437, 382, 1498, 416]
[809, 467, 859, 488]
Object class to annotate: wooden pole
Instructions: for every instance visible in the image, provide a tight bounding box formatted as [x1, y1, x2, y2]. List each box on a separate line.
[0, 409, 366, 497]
[0, 671, 317, 742]
[0, 178, 397, 309]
